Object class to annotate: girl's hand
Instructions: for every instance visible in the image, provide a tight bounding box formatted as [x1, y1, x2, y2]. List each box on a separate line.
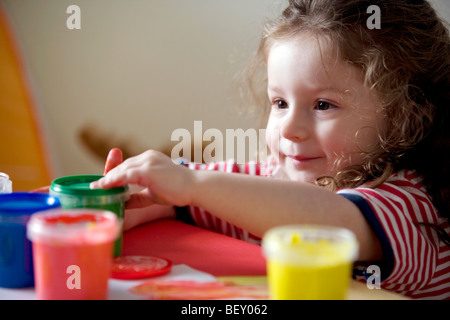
[90, 150, 193, 209]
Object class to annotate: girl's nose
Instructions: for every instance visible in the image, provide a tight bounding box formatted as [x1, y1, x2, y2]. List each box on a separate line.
[280, 109, 310, 142]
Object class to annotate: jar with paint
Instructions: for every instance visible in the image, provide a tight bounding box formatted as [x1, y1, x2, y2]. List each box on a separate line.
[262, 225, 359, 300]
[49, 175, 129, 257]
[27, 209, 121, 299]
[0, 173, 12, 194]
[0, 192, 60, 288]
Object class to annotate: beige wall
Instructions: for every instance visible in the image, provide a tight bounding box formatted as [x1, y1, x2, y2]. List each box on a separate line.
[2, 0, 449, 178]
[1, 0, 281, 177]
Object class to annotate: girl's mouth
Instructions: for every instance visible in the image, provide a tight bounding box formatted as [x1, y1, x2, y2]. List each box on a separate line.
[286, 155, 321, 167]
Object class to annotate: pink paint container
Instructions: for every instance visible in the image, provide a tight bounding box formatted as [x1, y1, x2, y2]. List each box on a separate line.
[27, 209, 121, 300]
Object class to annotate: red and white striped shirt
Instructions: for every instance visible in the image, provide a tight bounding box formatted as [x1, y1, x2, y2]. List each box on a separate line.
[338, 170, 450, 300]
[181, 161, 274, 244]
[179, 160, 450, 299]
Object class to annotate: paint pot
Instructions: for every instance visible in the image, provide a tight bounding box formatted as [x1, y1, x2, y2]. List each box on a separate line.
[262, 225, 358, 300]
[49, 175, 128, 257]
[0, 173, 12, 194]
[27, 209, 121, 299]
[0, 192, 60, 288]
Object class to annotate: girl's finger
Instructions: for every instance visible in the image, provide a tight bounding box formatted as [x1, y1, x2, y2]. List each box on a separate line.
[29, 185, 50, 193]
[104, 148, 123, 175]
[125, 189, 162, 209]
[92, 166, 143, 189]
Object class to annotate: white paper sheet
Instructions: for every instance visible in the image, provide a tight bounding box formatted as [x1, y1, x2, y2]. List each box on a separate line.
[0, 264, 216, 300]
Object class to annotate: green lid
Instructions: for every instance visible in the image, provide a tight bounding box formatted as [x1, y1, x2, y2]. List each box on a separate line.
[50, 175, 128, 197]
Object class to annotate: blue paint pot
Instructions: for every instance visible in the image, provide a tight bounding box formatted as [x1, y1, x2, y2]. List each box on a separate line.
[0, 192, 60, 288]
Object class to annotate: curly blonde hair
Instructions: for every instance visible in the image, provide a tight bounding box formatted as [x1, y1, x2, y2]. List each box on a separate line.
[243, 0, 450, 225]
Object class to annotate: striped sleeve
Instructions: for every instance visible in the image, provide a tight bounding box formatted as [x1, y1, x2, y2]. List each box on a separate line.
[176, 161, 269, 244]
[337, 170, 450, 299]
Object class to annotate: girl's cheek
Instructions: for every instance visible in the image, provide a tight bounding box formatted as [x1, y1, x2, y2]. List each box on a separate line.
[265, 127, 280, 155]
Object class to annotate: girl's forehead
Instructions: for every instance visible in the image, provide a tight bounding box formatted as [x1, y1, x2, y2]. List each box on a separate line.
[267, 35, 365, 92]
[267, 32, 338, 57]
[268, 33, 344, 69]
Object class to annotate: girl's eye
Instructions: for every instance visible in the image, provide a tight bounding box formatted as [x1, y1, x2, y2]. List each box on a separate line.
[315, 101, 337, 111]
[273, 99, 288, 109]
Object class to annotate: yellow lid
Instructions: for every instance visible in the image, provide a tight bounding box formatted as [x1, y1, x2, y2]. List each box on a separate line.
[262, 225, 359, 266]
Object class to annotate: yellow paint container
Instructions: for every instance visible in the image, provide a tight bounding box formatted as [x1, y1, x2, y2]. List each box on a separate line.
[262, 225, 358, 300]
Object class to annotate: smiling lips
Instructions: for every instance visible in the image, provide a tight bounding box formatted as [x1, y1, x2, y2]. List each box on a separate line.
[286, 155, 321, 167]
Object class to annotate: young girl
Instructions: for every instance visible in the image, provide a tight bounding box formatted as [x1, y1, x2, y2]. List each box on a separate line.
[91, 0, 450, 299]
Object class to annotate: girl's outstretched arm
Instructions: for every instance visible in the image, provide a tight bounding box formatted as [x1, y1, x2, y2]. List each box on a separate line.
[191, 169, 382, 261]
[91, 149, 382, 261]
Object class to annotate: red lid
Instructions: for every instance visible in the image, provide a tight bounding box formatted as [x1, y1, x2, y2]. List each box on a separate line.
[111, 256, 172, 280]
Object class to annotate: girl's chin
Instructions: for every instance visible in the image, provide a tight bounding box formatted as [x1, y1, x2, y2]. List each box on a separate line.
[289, 172, 318, 184]
[273, 165, 319, 184]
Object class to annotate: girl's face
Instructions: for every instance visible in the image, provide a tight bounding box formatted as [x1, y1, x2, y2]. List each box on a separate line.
[266, 34, 385, 183]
